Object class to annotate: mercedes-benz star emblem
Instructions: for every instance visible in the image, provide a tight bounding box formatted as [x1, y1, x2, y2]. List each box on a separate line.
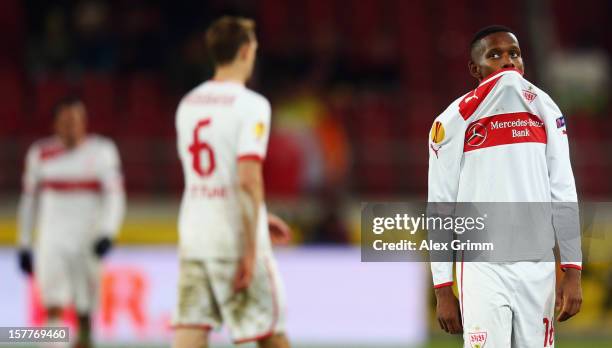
[466, 123, 487, 147]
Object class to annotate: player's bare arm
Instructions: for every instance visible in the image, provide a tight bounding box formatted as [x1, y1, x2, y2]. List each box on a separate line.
[434, 286, 463, 334]
[557, 268, 582, 321]
[268, 212, 291, 245]
[234, 159, 264, 292]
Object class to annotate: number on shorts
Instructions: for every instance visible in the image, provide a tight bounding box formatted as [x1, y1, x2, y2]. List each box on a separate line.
[543, 317, 554, 347]
[188, 118, 216, 177]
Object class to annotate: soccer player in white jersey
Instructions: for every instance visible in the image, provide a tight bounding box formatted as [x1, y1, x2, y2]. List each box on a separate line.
[172, 17, 291, 348]
[428, 26, 582, 347]
[17, 96, 126, 348]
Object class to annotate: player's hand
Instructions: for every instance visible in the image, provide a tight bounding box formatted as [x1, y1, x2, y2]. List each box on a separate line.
[556, 268, 582, 322]
[93, 236, 113, 258]
[233, 253, 255, 293]
[268, 213, 291, 245]
[18, 249, 33, 275]
[435, 286, 463, 334]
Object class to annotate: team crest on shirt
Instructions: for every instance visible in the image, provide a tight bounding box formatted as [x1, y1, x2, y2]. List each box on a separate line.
[254, 121, 266, 140]
[468, 331, 487, 348]
[522, 88, 537, 103]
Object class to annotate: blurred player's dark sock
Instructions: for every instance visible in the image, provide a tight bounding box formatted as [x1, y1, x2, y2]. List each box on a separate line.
[93, 237, 113, 258]
[75, 314, 92, 348]
[18, 249, 33, 275]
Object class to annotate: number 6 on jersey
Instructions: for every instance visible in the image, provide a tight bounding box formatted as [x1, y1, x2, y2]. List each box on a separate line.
[188, 118, 216, 177]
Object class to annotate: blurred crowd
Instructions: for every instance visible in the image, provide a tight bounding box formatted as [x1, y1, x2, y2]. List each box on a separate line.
[1, 0, 612, 245]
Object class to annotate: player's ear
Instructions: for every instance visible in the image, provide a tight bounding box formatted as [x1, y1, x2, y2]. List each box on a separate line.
[468, 60, 481, 81]
[237, 43, 252, 61]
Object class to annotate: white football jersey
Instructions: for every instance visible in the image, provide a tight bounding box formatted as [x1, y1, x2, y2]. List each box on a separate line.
[176, 80, 272, 260]
[428, 69, 581, 287]
[18, 135, 125, 254]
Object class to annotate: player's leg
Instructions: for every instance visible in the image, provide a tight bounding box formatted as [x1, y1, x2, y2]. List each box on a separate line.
[255, 259, 290, 348]
[510, 261, 556, 348]
[171, 259, 220, 348]
[36, 249, 71, 347]
[74, 314, 92, 348]
[256, 333, 290, 348]
[36, 248, 71, 325]
[46, 306, 64, 325]
[70, 253, 101, 348]
[458, 261, 513, 347]
[208, 256, 289, 346]
[42, 307, 67, 348]
[173, 327, 210, 348]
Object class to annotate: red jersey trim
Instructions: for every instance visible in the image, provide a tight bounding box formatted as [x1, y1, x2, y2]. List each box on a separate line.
[464, 112, 547, 153]
[41, 180, 102, 192]
[238, 154, 264, 162]
[458, 68, 524, 121]
[433, 281, 454, 289]
[39, 146, 66, 161]
[560, 264, 582, 271]
[459, 75, 503, 120]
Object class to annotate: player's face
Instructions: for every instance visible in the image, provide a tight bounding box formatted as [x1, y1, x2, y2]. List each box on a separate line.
[54, 102, 87, 148]
[469, 32, 524, 81]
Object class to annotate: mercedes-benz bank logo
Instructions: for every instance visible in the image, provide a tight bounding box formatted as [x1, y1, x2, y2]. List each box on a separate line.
[466, 123, 487, 147]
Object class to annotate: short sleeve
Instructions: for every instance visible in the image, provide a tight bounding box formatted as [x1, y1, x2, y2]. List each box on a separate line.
[237, 97, 271, 162]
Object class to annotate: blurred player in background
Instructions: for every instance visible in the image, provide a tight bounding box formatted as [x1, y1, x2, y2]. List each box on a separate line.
[428, 26, 582, 347]
[17, 97, 126, 348]
[172, 16, 290, 348]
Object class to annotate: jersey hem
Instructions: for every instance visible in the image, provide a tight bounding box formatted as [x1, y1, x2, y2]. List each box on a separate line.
[560, 264, 582, 271]
[238, 154, 264, 162]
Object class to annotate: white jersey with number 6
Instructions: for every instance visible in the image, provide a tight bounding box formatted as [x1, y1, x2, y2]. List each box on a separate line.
[176, 80, 272, 260]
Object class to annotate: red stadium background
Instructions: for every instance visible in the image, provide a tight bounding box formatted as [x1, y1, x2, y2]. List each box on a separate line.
[0, 0, 611, 347]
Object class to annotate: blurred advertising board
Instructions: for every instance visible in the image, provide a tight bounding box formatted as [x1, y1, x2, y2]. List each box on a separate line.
[0, 247, 427, 345]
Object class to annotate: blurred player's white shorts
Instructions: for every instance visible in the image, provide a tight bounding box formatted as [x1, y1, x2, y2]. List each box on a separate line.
[172, 256, 286, 343]
[458, 259, 556, 348]
[35, 247, 101, 313]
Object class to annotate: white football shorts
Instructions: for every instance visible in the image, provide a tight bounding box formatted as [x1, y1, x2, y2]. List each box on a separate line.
[35, 247, 101, 313]
[458, 260, 556, 348]
[172, 256, 286, 344]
